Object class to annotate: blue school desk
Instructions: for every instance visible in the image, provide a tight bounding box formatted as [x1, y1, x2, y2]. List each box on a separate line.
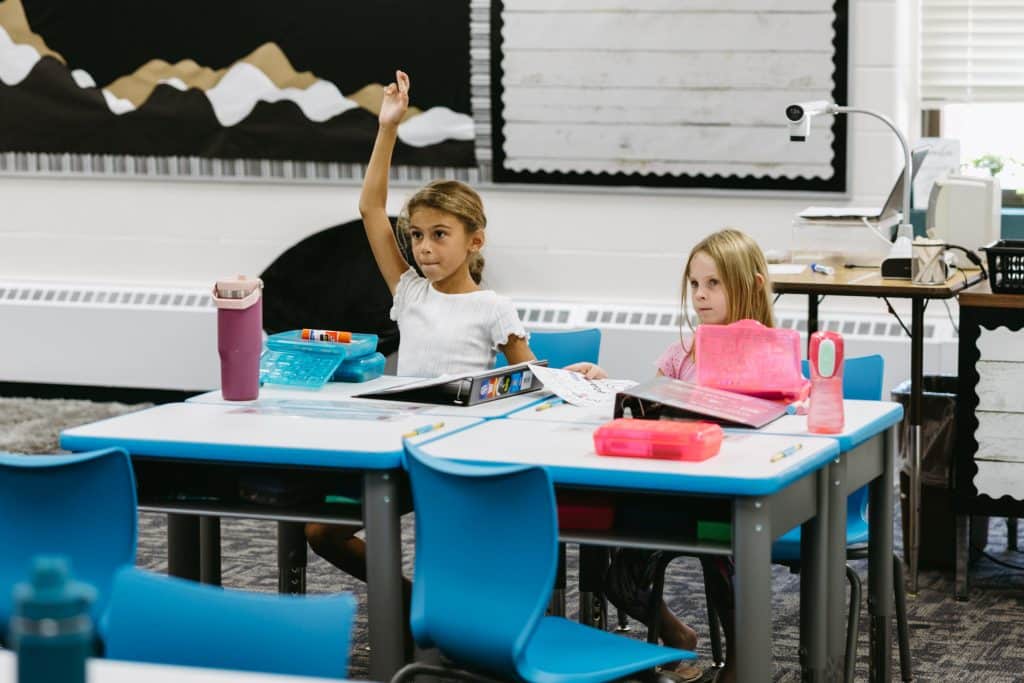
[740, 400, 903, 681]
[507, 396, 903, 681]
[416, 419, 840, 682]
[0, 649, 348, 683]
[60, 401, 482, 682]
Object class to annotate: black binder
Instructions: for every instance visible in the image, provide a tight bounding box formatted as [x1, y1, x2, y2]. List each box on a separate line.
[355, 361, 547, 406]
[614, 376, 787, 429]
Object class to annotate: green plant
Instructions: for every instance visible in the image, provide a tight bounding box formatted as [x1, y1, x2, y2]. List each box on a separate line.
[972, 153, 1008, 176]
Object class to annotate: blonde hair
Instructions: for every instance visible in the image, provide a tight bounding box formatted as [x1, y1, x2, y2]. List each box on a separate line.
[397, 180, 487, 284]
[680, 228, 774, 345]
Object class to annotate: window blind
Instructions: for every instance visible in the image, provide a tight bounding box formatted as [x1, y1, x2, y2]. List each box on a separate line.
[921, 0, 1024, 104]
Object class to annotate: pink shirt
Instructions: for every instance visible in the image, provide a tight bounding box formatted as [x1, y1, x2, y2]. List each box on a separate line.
[655, 338, 698, 382]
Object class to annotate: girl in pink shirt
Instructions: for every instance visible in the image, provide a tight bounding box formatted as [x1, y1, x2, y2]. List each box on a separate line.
[609, 228, 775, 683]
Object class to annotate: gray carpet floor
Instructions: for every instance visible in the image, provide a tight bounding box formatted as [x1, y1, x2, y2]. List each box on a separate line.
[4, 397, 1024, 681]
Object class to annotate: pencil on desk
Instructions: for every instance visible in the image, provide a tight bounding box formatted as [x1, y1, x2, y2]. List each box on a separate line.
[402, 421, 445, 439]
[535, 397, 565, 412]
[770, 443, 803, 463]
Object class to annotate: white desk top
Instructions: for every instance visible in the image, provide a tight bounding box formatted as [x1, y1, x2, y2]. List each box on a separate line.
[189, 376, 548, 420]
[507, 398, 614, 425]
[509, 399, 904, 453]
[60, 402, 481, 470]
[419, 419, 838, 496]
[742, 400, 903, 452]
[0, 650, 348, 683]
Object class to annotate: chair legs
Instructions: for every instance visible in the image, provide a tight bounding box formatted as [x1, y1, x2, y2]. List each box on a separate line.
[704, 577, 725, 668]
[549, 543, 567, 617]
[391, 662, 504, 683]
[615, 607, 632, 632]
[893, 555, 913, 682]
[844, 565, 862, 683]
[845, 556, 913, 682]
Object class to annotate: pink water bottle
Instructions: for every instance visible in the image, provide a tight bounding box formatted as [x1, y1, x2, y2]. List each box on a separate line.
[213, 276, 263, 401]
[807, 331, 844, 434]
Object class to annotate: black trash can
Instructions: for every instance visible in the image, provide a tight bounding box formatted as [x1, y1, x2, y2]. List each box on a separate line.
[892, 376, 988, 570]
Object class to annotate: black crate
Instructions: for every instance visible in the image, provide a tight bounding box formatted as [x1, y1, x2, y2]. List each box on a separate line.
[981, 239, 1024, 293]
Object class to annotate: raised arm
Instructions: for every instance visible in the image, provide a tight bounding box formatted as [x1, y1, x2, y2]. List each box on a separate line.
[358, 70, 412, 294]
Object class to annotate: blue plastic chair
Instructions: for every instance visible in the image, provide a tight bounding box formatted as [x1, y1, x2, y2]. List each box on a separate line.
[394, 442, 692, 683]
[495, 328, 601, 369]
[698, 354, 910, 681]
[0, 448, 137, 645]
[105, 567, 356, 678]
[772, 354, 886, 561]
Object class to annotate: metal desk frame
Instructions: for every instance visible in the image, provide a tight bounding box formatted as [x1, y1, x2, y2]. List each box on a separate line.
[772, 263, 982, 593]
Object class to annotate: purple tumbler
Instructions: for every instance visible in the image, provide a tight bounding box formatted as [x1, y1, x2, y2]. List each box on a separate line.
[213, 276, 263, 401]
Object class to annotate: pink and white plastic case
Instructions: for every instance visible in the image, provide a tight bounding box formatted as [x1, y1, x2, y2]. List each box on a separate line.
[593, 418, 724, 462]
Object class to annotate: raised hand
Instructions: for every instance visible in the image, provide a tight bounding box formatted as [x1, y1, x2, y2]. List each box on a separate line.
[378, 70, 410, 128]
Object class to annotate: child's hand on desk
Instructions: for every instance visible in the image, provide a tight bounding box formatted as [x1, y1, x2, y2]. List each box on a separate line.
[563, 362, 608, 380]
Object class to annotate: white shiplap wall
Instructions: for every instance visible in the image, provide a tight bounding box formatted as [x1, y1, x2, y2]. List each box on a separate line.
[0, 0, 909, 307]
[498, 0, 837, 179]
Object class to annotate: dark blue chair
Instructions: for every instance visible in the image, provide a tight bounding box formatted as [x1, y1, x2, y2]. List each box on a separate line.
[0, 448, 137, 646]
[105, 567, 356, 678]
[394, 442, 692, 683]
[495, 328, 601, 369]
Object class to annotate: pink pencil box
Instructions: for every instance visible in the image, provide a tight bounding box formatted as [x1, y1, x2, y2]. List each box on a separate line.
[593, 418, 723, 461]
[696, 319, 807, 400]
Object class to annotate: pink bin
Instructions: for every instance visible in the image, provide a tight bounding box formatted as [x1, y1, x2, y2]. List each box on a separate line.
[695, 319, 806, 400]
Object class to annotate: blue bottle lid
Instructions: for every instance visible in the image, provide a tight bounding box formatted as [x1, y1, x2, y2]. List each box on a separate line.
[13, 556, 96, 622]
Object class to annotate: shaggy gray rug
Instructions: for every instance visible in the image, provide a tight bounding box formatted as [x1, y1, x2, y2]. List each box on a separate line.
[4, 397, 1024, 681]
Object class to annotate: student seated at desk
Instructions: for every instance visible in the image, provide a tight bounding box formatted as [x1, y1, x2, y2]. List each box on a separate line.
[582, 228, 775, 683]
[305, 70, 603, 635]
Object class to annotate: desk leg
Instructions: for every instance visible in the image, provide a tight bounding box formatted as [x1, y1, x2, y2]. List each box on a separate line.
[800, 466, 831, 681]
[826, 456, 848, 679]
[167, 514, 200, 581]
[868, 429, 895, 683]
[807, 294, 820, 352]
[733, 497, 772, 682]
[364, 471, 404, 682]
[200, 516, 222, 586]
[277, 522, 307, 594]
[955, 515, 970, 601]
[907, 298, 924, 595]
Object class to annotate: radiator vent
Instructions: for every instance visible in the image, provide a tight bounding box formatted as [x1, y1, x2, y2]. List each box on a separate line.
[512, 300, 957, 396]
[0, 282, 213, 310]
[514, 303, 941, 341]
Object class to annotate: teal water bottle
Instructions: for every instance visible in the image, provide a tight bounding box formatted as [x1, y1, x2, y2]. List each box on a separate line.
[10, 556, 96, 683]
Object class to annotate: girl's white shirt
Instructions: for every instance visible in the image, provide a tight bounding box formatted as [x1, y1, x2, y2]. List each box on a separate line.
[390, 268, 527, 377]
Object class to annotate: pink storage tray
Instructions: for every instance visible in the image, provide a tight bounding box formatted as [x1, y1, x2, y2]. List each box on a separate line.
[593, 418, 723, 462]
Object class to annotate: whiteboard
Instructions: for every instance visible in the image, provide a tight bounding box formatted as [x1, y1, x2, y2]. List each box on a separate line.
[485, 0, 849, 192]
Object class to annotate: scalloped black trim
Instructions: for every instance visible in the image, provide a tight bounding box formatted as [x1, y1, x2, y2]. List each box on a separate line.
[954, 305, 1024, 517]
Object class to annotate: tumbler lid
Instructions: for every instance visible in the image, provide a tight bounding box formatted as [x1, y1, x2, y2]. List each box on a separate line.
[213, 276, 262, 309]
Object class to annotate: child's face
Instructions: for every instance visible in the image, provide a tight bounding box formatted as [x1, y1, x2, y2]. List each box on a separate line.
[688, 251, 729, 325]
[408, 207, 481, 284]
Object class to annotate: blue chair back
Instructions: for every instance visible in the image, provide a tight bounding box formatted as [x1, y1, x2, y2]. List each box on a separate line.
[775, 354, 885, 561]
[495, 328, 601, 368]
[801, 353, 884, 401]
[105, 567, 356, 678]
[0, 448, 137, 641]
[404, 442, 558, 678]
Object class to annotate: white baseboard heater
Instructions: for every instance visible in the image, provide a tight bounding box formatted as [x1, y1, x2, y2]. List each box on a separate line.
[0, 279, 958, 399]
